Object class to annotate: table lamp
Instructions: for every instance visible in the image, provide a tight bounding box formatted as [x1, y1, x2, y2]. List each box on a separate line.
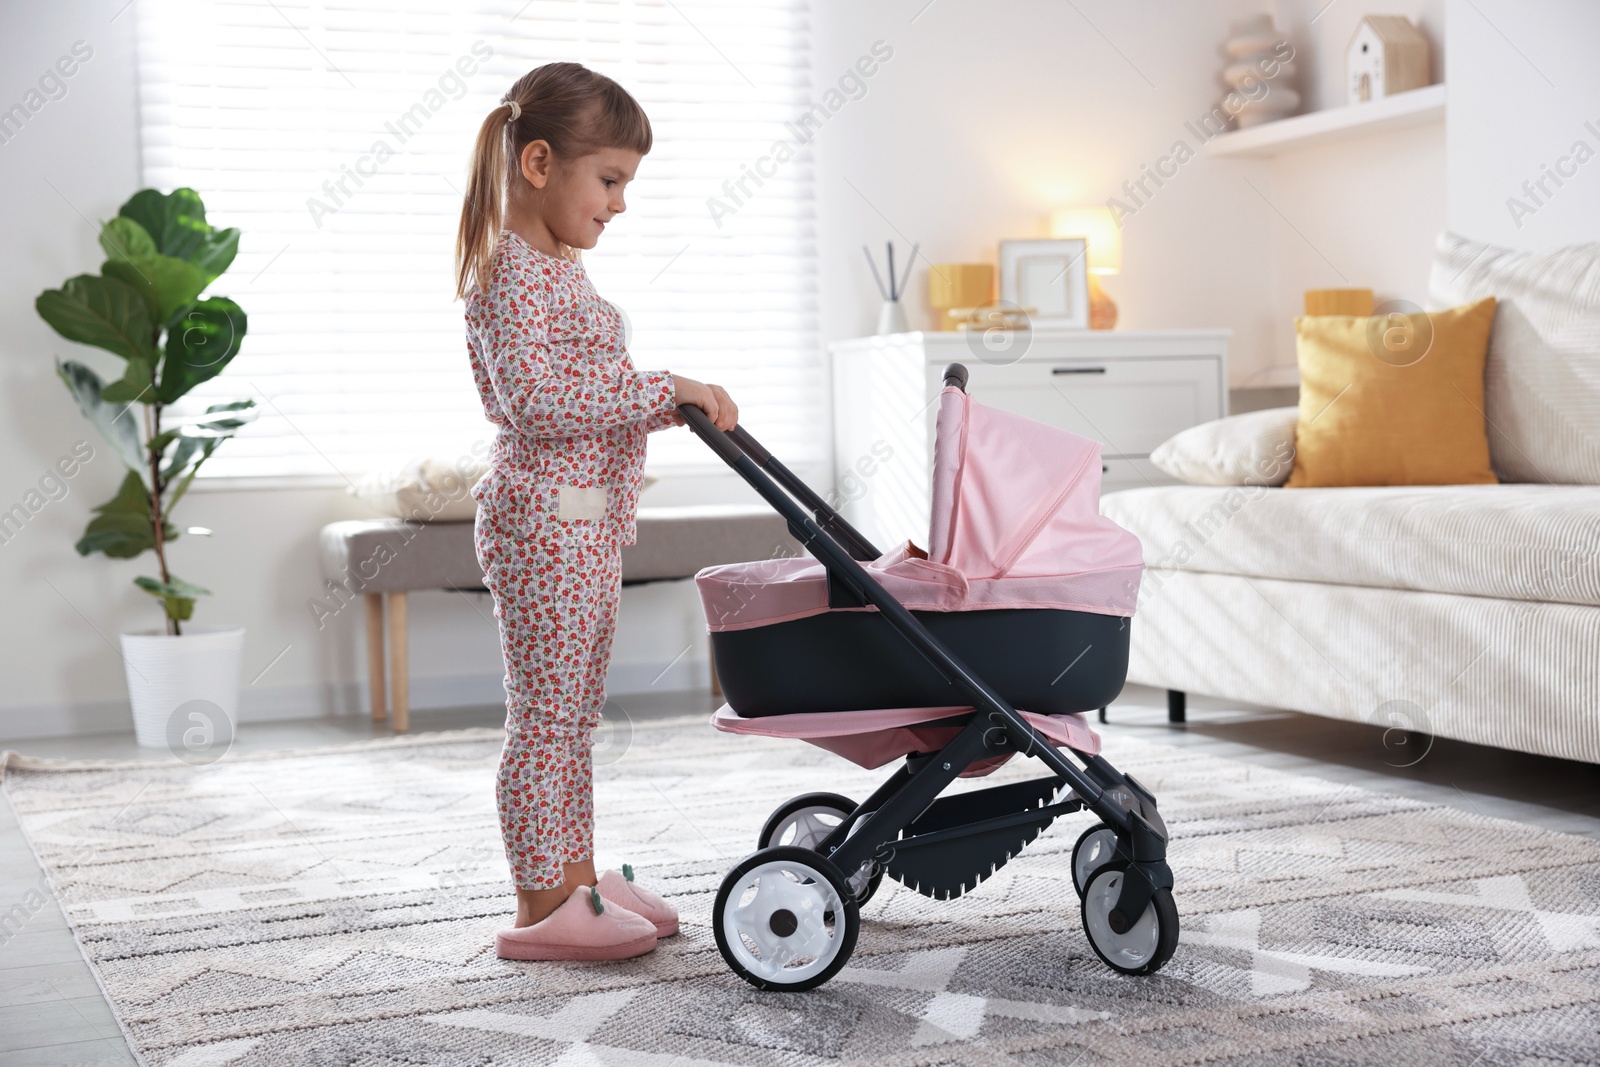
[1050, 206, 1122, 329]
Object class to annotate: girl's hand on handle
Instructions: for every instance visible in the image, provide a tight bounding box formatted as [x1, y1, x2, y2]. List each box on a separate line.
[672, 375, 739, 432]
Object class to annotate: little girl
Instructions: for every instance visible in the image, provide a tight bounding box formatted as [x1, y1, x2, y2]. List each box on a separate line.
[454, 61, 738, 961]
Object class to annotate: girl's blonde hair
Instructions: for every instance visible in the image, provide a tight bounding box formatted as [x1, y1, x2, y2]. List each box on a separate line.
[454, 61, 652, 301]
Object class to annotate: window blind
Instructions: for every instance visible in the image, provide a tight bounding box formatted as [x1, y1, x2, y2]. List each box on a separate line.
[134, 0, 818, 482]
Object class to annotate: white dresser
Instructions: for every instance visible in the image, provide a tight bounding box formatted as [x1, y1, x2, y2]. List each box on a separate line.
[828, 329, 1229, 550]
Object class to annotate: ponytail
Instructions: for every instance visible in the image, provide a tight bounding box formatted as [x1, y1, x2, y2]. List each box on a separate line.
[454, 62, 653, 301]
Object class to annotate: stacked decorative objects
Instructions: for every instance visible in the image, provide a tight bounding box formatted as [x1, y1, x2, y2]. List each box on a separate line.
[1221, 13, 1299, 129]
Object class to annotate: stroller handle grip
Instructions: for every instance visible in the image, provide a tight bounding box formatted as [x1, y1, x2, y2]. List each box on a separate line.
[677, 401, 744, 466]
[942, 362, 969, 390]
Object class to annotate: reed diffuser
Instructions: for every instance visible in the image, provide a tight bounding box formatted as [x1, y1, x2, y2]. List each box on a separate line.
[864, 239, 917, 335]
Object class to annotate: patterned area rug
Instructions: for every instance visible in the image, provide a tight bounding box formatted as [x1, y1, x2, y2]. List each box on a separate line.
[4, 714, 1599, 1066]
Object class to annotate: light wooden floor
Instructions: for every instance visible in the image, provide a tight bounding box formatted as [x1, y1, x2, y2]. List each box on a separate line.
[3, 683, 1597, 1063]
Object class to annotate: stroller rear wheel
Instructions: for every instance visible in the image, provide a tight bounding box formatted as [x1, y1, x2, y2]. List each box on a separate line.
[1070, 823, 1121, 897]
[1079, 862, 1179, 975]
[759, 792, 884, 905]
[714, 845, 860, 991]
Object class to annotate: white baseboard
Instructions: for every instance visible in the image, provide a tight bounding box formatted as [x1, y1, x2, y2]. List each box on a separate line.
[0, 655, 712, 742]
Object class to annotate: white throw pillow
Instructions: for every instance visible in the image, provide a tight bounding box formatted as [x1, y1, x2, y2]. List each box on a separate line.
[349, 457, 488, 522]
[1149, 407, 1298, 487]
[349, 457, 661, 521]
[1427, 230, 1600, 484]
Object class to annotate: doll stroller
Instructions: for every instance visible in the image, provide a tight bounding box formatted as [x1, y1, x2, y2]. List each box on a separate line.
[679, 363, 1177, 992]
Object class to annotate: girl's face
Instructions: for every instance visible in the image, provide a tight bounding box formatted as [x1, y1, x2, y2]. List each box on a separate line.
[514, 142, 642, 253]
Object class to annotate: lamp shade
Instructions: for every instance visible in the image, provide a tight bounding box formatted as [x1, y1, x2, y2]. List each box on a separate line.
[1050, 206, 1122, 275]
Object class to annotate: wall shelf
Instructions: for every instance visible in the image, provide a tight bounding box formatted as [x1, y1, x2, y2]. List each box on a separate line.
[1206, 83, 1445, 158]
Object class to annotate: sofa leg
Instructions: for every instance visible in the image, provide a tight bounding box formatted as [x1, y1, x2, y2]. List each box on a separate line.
[364, 594, 387, 723]
[1098, 706, 1107, 724]
[1167, 689, 1186, 725]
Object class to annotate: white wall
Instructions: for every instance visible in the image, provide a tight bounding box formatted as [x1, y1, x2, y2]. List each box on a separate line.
[812, 0, 1282, 387]
[1446, 0, 1600, 247]
[1256, 0, 1448, 379]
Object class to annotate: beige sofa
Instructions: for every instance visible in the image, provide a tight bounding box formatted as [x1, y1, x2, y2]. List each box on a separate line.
[1100, 232, 1600, 764]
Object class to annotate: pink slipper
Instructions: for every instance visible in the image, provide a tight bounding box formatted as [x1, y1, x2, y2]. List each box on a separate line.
[598, 864, 680, 937]
[495, 885, 658, 961]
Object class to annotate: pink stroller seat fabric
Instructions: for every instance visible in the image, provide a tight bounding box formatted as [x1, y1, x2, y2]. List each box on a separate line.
[695, 386, 1144, 633]
[711, 702, 1102, 778]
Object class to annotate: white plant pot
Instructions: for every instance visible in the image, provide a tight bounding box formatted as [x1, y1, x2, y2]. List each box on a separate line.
[119, 625, 245, 750]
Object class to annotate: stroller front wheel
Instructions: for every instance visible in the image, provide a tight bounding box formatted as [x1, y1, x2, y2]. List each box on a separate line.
[713, 845, 860, 991]
[1070, 823, 1121, 897]
[759, 792, 884, 905]
[1080, 863, 1179, 976]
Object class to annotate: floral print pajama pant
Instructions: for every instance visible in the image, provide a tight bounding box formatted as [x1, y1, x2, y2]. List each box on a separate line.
[476, 522, 622, 890]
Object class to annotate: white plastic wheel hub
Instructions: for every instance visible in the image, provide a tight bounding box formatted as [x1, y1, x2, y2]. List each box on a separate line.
[721, 858, 847, 983]
[1074, 827, 1118, 891]
[770, 806, 872, 896]
[1082, 867, 1160, 970]
[770, 806, 841, 850]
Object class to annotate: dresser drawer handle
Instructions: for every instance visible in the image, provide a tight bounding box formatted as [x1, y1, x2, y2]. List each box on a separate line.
[1102, 463, 1110, 473]
[1052, 366, 1108, 375]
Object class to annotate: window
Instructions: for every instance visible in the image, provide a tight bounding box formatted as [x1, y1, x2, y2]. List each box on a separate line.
[135, 0, 818, 481]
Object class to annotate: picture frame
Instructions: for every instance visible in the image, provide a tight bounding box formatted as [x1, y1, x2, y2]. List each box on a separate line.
[998, 237, 1090, 329]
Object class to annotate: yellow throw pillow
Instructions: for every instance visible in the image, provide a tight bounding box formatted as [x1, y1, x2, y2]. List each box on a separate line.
[1285, 297, 1499, 488]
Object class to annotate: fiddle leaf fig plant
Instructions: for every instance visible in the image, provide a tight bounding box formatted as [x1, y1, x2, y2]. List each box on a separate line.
[36, 187, 257, 635]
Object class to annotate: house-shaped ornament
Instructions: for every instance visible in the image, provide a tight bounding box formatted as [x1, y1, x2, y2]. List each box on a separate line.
[1347, 15, 1430, 104]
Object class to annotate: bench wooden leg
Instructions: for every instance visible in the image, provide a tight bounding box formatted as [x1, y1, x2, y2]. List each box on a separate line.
[387, 591, 410, 733]
[1167, 688, 1186, 725]
[365, 593, 387, 722]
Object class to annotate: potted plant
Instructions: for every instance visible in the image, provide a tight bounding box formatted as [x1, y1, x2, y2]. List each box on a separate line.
[36, 187, 256, 749]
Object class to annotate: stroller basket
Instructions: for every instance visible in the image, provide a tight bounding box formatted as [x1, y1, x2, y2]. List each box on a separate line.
[680, 363, 1178, 991]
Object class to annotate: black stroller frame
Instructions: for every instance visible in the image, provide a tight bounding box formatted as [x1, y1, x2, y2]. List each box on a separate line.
[682, 363, 1178, 990]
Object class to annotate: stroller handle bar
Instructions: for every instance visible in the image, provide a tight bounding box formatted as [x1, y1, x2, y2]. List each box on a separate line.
[683, 408, 883, 563]
[675, 363, 1125, 824]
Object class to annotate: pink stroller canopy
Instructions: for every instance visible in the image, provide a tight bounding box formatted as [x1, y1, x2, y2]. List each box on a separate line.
[696, 387, 1144, 632]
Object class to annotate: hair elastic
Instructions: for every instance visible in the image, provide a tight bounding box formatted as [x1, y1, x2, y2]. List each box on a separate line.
[504, 99, 521, 121]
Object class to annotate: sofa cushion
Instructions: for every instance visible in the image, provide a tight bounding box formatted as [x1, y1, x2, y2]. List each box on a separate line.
[1149, 407, 1297, 486]
[1101, 483, 1600, 608]
[1428, 231, 1600, 484]
[1285, 298, 1499, 487]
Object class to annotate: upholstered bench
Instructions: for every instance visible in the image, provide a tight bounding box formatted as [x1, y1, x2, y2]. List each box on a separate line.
[318, 505, 800, 732]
